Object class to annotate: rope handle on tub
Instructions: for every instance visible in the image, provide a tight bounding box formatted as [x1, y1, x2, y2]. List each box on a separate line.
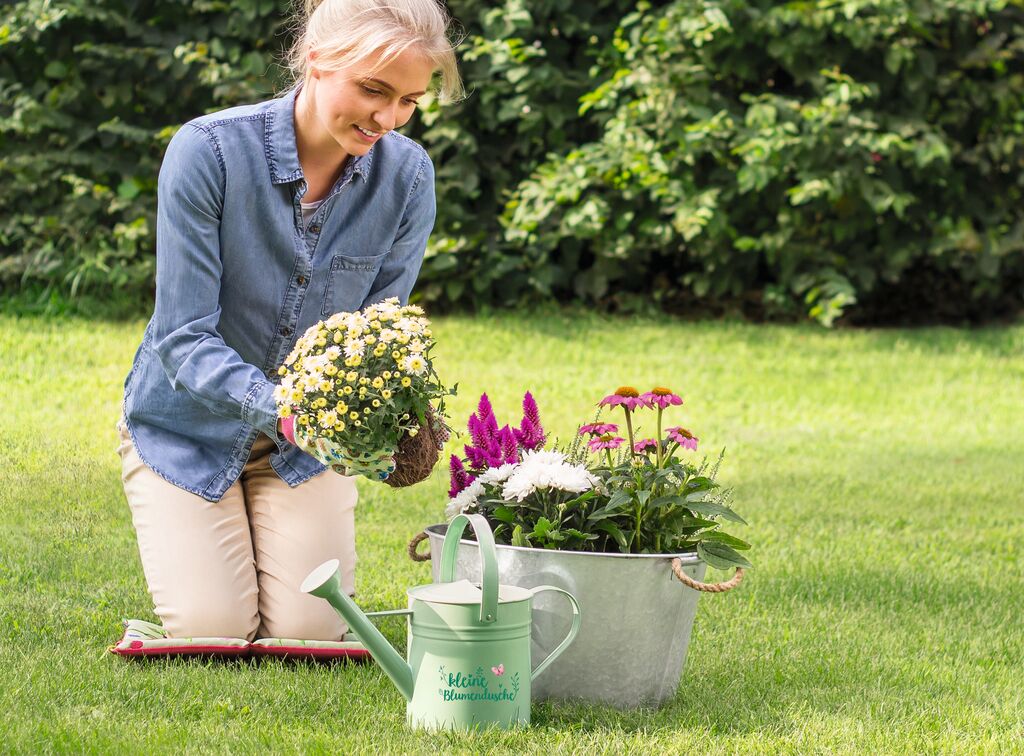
[407, 531, 431, 562]
[671, 558, 745, 593]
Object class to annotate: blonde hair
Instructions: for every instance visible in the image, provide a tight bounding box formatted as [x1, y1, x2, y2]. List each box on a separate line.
[287, 0, 465, 105]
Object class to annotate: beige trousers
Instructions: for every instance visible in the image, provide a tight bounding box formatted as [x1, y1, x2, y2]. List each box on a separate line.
[116, 420, 358, 641]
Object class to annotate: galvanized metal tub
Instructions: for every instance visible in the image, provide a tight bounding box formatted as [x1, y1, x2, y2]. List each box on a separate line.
[423, 523, 707, 709]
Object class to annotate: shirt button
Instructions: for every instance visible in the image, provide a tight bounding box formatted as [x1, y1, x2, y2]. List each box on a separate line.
[280, 326, 293, 337]
[266, 368, 276, 379]
[308, 224, 321, 234]
[296, 275, 306, 285]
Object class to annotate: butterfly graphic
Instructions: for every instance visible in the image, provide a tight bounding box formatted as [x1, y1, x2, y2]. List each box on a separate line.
[491, 663, 505, 676]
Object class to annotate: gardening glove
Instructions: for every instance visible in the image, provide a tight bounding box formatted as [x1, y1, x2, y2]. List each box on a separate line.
[282, 415, 396, 482]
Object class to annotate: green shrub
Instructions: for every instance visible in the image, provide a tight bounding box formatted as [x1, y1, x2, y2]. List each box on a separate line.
[2, 0, 1022, 324]
[0, 0, 288, 296]
[501, 0, 1024, 323]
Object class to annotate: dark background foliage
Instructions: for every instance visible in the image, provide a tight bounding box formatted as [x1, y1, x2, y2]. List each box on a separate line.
[1, 0, 1022, 324]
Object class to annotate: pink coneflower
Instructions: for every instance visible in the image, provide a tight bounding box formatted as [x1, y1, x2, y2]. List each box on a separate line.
[588, 434, 625, 452]
[640, 387, 683, 409]
[666, 426, 699, 451]
[598, 386, 651, 411]
[633, 438, 659, 454]
[578, 422, 618, 437]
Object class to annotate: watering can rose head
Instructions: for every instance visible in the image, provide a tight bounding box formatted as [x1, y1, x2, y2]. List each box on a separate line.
[445, 388, 753, 569]
[272, 298, 454, 484]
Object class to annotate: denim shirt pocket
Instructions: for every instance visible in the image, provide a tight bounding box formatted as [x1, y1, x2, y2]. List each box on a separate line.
[321, 250, 389, 316]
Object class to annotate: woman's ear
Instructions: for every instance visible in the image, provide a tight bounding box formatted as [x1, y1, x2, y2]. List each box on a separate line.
[308, 51, 321, 79]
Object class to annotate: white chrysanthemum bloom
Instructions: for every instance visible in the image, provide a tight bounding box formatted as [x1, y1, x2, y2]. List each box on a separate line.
[379, 328, 398, 344]
[272, 384, 289, 403]
[500, 450, 598, 502]
[324, 345, 341, 361]
[343, 338, 365, 359]
[408, 339, 425, 354]
[521, 449, 566, 466]
[319, 410, 338, 428]
[373, 299, 401, 320]
[402, 354, 427, 375]
[405, 304, 425, 316]
[477, 463, 518, 486]
[325, 313, 346, 329]
[303, 353, 329, 372]
[394, 316, 423, 333]
[445, 480, 485, 519]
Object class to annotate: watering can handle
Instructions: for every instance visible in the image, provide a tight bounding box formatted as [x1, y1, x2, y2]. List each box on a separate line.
[439, 513, 499, 624]
[528, 585, 582, 682]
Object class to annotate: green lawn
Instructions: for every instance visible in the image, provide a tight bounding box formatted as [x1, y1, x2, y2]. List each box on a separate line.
[2, 310, 1022, 753]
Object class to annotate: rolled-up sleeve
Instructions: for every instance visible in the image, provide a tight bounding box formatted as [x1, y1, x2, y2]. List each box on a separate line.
[150, 124, 279, 439]
[362, 152, 435, 307]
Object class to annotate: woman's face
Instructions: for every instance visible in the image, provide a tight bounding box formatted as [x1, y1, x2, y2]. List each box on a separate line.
[307, 47, 435, 156]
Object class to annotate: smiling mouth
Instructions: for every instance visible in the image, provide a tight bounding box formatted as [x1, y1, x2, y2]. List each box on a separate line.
[355, 125, 381, 138]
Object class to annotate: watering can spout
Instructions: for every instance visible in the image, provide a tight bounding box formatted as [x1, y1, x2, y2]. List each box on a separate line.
[301, 560, 415, 703]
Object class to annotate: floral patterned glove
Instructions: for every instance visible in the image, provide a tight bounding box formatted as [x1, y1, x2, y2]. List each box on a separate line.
[281, 415, 397, 481]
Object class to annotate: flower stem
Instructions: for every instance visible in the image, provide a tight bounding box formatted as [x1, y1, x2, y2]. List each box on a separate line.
[656, 406, 664, 469]
[623, 407, 636, 457]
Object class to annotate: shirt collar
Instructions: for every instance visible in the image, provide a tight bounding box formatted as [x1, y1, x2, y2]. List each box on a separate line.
[265, 86, 372, 186]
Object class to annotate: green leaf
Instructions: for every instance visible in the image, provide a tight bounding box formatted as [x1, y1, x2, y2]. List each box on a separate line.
[531, 517, 553, 540]
[701, 530, 751, 550]
[595, 521, 628, 551]
[117, 179, 140, 200]
[697, 541, 752, 570]
[686, 500, 748, 525]
[491, 506, 517, 525]
[511, 525, 531, 548]
[44, 61, 67, 79]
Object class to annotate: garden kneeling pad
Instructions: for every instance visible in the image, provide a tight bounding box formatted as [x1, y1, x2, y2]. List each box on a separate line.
[108, 619, 369, 660]
[108, 619, 249, 657]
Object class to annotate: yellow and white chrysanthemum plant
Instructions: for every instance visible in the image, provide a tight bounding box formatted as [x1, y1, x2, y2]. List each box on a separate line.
[273, 298, 454, 481]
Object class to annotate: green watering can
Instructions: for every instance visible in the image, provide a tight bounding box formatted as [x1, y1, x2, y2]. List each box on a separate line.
[300, 513, 582, 730]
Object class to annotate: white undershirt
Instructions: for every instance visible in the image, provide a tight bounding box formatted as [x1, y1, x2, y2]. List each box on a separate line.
[300, 199, 324, 229]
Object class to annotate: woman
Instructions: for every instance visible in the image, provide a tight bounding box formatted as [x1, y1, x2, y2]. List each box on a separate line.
[116, 0, 463, 642]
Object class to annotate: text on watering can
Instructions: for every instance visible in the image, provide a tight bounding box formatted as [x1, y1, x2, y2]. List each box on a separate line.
[438, 665, 520, 702]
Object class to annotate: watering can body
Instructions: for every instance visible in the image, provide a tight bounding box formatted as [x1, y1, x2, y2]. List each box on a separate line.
[301, 514, 581, 731]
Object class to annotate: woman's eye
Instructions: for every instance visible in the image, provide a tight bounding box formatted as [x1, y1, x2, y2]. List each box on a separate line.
[360, 85, 417, 106]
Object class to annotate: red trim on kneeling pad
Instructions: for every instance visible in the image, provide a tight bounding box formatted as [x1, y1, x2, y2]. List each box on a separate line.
[111, 643, 251, 657]
[249, 645, 370, 661]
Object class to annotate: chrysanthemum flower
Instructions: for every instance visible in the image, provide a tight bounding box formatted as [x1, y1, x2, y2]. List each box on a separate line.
[666, 426, 699, 451]
[578, 422, 618, 436]
[403, 355, 427, 375]
[640, 387, 683, 409]
[633, 438, 659, 453]
[588, 433, 626, 452]
[598, 386, 651, 411]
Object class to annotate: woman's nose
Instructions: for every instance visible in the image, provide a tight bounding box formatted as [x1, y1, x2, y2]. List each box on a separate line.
[372, 103, 398, 132]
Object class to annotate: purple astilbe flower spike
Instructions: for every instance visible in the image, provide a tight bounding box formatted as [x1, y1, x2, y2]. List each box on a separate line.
[464, 445, 488, 470]
[467, 414, 489, 450]
[448, 455, 473, 498]
[515, 416, 545, 452]
[516, 392, 546, 451]
[477, 393, 495, 423]
[498, 425, 520, 465]
[522, 391, 541, 426]
[476, 393, 500, 442]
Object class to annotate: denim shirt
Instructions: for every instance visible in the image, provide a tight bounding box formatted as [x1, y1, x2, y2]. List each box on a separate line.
[121, 86, 435, 502]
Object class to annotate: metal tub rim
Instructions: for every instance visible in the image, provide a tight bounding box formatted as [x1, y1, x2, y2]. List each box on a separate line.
[423, 522, 704, 565]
